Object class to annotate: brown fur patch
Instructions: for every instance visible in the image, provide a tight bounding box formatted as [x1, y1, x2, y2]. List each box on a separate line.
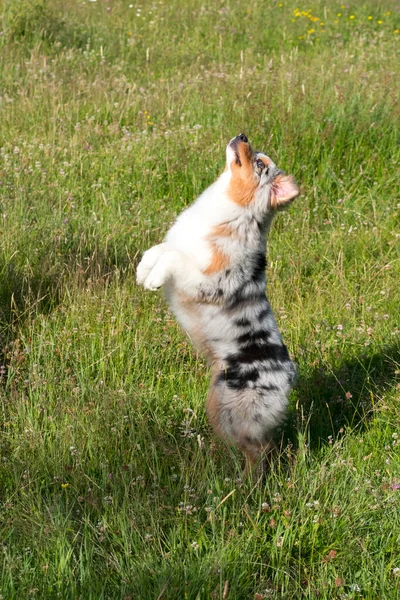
[201, 224, 235, 276]
[203, 244, 230, 274]
[210, 223, 235, 238]
[227, 169, 258, 207]
[260, 156, 272, 167]
[237, 140, 254, 165]
[227, 140, 258, 206]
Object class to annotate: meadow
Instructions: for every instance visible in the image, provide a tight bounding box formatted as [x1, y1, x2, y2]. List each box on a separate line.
[0, 0, 399, 598]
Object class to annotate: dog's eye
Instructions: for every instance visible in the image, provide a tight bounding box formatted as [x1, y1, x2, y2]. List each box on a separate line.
[256, 159, 265, 170]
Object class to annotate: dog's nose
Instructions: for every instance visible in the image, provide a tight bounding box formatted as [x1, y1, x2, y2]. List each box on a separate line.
[238, 133, 248, 143]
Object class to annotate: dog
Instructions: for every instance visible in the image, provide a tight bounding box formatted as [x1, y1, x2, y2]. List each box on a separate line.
[136, 134, 299, 474]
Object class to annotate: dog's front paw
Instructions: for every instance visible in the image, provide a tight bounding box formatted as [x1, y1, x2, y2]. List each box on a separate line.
[143, 265, 168, 290]
[136, 244, 169, 286]
[136, 257, 152, 286]
[143, 251, 178, 290]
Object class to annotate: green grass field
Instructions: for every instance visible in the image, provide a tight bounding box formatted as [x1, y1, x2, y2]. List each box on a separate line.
[0, 0, 399, 598]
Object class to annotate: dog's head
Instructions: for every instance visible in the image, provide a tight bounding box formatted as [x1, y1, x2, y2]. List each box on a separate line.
[225, 134, 299, 212]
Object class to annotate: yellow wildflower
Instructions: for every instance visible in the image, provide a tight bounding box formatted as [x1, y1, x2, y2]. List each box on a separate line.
[377, 20, 383, 25]
[349, 15, 355, 20]
[61, 483, 69, 489]
[367, 16, 373, 20]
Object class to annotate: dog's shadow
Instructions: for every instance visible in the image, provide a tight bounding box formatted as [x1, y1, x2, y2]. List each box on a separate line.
[283, 342, 400, 449]
[0, 242, 133, 332]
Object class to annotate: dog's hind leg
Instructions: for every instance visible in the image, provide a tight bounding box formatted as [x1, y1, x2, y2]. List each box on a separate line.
[241, 439, 276, 479]
[205, 370, 224, 440]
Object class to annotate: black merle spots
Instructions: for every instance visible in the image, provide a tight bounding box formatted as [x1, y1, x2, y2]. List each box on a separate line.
[217, 337, 291, 391]
[251, 252, 267, 280]
[257, 307, 270, 321]
[228, 342, 290, 365]
[217, 365, 259, 390]
[237, 329, 271, 345]
[217, 288, 223, 296]
[259, 384, 280, 392]
[227, 291, 266, 311]
[225, 269, 231, 276]
[226, 290, 246, 310]
[235, 317, 251, 328]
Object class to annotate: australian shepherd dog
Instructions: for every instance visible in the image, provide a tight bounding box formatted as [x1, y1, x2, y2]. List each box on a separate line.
[137, 134, 299, 474]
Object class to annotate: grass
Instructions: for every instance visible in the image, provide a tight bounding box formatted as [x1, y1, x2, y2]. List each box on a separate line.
[0, 0, 399, 598]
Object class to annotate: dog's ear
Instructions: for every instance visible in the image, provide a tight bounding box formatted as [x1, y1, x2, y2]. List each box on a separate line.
[270, 174, 300, 210]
